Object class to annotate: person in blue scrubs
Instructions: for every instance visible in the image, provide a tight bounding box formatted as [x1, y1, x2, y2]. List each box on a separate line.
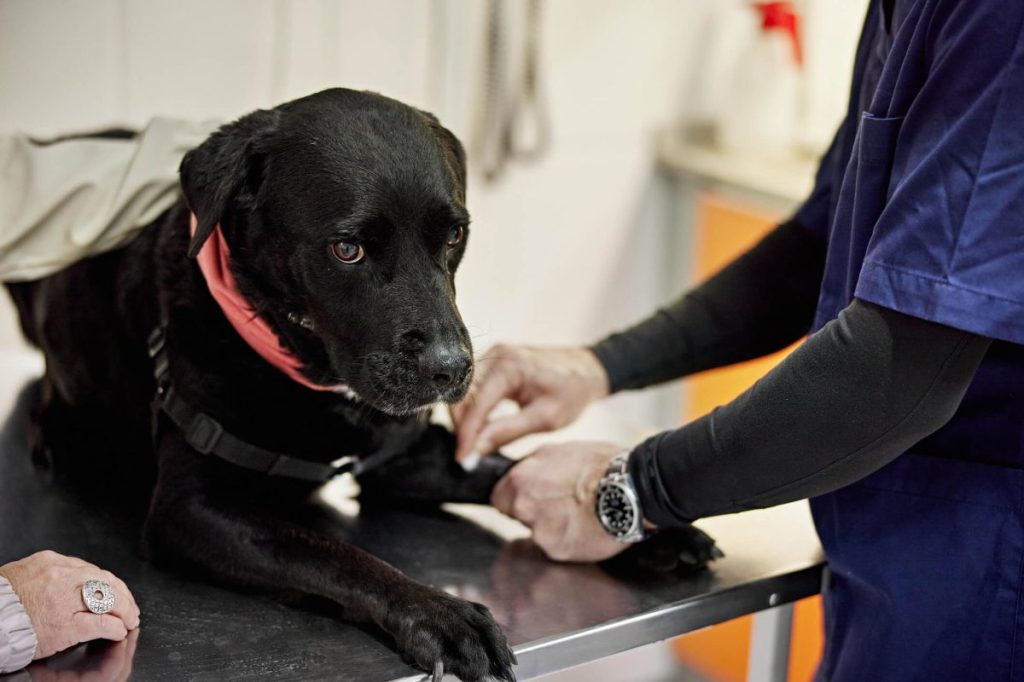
[454, 0, 1024, 678]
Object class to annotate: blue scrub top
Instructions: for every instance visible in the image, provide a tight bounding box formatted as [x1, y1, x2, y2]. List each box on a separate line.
[791, 1, 1024, 679]
[795, 0, 1024, 468]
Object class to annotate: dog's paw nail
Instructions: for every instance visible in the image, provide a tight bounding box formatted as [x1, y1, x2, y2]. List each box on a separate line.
[460, 451, 481, 472]
[711, 545, 725, 560]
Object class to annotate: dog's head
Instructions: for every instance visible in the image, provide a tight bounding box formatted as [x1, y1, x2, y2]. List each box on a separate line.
[179, 88, 473, 416]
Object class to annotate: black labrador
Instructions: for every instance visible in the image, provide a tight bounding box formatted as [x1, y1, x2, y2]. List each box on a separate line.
[7, 88, 718, 681]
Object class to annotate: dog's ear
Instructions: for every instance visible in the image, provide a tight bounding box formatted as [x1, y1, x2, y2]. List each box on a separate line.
[418, 110, 467, 201]
[179, 109, 282, 258]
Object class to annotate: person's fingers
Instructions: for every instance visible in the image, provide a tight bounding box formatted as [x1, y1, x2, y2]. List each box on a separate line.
[474, 401, 561, 456]
[97, 571, 140, 630]
[454, 362, 513, 450]
[453, 345, 519, 414]
[454, 361, 520, 462]
[71, 569, 139, 631]
[69, 612, 129, 646]
[490, 467, 538, 526]
[490, 474, 516, 518]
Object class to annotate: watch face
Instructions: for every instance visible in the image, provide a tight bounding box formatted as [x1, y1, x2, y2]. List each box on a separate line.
[598, 484, 636, 536]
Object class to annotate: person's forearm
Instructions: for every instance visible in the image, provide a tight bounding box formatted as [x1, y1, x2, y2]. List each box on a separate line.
[0, 118, 218, 282]
[630, 299, 991, 525]
[591, 219, 827, 392]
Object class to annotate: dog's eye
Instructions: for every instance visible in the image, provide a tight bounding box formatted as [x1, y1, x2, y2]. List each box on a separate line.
[330, 241, 365, 264]
[446, 225, 465, 248]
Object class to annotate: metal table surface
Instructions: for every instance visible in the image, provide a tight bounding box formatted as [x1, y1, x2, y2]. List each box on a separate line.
[0, 362, 825, 681]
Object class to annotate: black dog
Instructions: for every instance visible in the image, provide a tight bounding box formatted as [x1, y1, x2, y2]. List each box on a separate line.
[7, 88, 718, 681]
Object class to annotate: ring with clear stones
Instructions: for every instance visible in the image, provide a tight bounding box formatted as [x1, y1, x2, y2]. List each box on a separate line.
[81, 580, 116, 614]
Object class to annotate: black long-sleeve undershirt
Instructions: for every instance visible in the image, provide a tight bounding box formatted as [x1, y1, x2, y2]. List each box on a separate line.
[590, 222, 991, 526]
[592, 219, 827, 392]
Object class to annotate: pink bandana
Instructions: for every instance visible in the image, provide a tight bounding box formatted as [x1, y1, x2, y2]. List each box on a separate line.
[190, 215, 338, 392]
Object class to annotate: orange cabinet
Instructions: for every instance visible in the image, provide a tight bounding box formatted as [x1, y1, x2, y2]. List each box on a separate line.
[671, 193, 823, 682]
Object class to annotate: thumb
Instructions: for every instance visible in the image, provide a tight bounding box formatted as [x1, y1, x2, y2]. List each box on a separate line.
[475, 401, 559, 454]
[69, 612, 129, 647]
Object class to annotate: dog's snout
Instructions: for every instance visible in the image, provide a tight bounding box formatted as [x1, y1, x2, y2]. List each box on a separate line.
[418, 342, 472, 392]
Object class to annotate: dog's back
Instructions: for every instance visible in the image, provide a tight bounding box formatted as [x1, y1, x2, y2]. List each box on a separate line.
[4, 208, 175, 502]
[6, 218, 163, 401]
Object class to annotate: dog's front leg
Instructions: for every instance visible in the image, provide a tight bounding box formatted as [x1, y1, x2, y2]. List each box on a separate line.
[357, 425, 515, 505]
[358, 426, 725, 576]
[143, 417, 515, 682]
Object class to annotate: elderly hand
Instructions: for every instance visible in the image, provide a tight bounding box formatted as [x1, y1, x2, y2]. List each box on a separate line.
[452, 345, 610, 465]
[491, 441, 628, 562]
[0, 550, 140, 660]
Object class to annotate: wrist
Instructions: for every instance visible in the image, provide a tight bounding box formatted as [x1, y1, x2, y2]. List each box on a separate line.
[578, 347, 611, 401]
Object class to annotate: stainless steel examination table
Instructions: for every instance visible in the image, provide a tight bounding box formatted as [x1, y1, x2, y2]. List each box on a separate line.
[0, 368, 825, 682]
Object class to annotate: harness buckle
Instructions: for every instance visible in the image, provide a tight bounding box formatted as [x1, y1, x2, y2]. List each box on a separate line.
[186, 413, 224, 454]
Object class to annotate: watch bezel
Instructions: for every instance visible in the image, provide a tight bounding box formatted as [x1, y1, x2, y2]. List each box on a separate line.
[595, 453, 645, 543]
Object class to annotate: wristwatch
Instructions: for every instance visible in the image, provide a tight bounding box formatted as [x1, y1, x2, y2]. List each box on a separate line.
[595, 450, 647, 543]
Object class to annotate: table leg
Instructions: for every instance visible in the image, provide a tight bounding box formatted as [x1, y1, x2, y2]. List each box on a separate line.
[747, 602, 794, 682]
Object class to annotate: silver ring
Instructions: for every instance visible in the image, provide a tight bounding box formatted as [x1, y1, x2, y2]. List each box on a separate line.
[82, 580, 115, 614]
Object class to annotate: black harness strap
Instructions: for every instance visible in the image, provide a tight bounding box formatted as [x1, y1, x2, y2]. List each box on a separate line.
[148, 326, 361, 483]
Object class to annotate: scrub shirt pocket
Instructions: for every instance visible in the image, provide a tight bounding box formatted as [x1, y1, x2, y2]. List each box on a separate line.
[856, 113, 903, 167]
[848, 113, 903, 267]
[822, 112, 904, 302]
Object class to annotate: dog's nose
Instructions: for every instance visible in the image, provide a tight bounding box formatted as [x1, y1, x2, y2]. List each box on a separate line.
[419, 343, 472, 392]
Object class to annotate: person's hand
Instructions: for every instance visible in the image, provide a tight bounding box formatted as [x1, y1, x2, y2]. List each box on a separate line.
[0, 550, 140, 660]
[452, 345, 610, 465]
[491, 441, 627, 562]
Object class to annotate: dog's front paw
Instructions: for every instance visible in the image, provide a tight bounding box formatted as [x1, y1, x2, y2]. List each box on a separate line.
[385, 586, 516, 682]
[358, 425, 515, 505]
[606, 525, 724, 575]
